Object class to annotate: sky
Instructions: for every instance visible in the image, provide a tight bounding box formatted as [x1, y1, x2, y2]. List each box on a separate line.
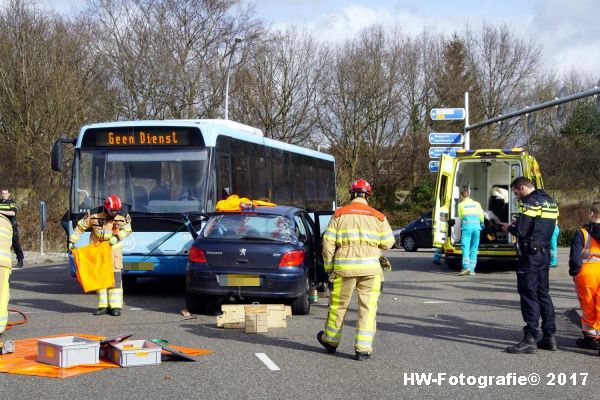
[34, 0, 600, 78]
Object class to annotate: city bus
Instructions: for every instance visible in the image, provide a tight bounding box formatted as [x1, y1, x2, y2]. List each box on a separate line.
[51, 119, 336, 284]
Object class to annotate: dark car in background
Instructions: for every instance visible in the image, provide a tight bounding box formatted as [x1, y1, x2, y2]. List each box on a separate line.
[185, 206, 324, 315]
[396, 211, 433, 252]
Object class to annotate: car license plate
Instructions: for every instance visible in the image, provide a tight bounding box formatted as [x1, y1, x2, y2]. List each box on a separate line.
[220, 274, 260, 287]
[123, 262, 155, 271]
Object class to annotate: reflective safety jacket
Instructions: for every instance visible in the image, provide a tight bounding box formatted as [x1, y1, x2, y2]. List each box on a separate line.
[509, 189, 558, 246]
[0, 198, 17, 226]
[322, 197, 394, 277]
[0, 215, 12, 268]
[457, 198, 484, 231]
[69, 211, 132, 270]
[569, 223, 600, 276]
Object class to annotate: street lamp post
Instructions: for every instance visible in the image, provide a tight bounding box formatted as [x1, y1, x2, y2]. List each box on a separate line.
[224, 37, 242, 120]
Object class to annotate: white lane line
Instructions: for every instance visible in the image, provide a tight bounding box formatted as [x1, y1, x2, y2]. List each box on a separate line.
[128, 307, 143, 311]
[423, 300, 448, 304]
[48, 266, 66, 270]
[255, 353, 280, 371]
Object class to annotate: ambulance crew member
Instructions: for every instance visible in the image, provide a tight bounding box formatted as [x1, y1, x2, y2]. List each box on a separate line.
[457, 188, 484, 276]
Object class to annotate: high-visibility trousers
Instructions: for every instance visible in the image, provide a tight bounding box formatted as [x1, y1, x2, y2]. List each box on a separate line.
[574, 264, 600, 335]
[0, 266, 10, 334]
[96, 270, 123, 309]
[322, 273, 382, 353]
[461, 229, 480, 272]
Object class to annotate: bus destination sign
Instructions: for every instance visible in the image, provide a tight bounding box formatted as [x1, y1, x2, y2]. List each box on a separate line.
[85, 127, 198, 147]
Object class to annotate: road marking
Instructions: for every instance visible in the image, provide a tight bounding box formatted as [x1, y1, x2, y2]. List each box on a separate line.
[128, 307, 144, 311]
[255, 353, 280, 371]
[423, 300, 448, 304]
[48, 266, 66, 270]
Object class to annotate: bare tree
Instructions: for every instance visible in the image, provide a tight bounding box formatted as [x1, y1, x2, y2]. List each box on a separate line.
[463, 23, 542, 147]
[233, 27, 325, 144]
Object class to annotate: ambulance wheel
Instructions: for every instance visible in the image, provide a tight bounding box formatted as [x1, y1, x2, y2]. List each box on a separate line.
[445, 257, 461, 271]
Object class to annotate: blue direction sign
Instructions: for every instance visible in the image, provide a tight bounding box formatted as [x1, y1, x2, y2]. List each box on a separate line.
[429, 147, 460, 159]
[428, 132, 464, 145]
[430, 108, 465, 120]
[428, 161, 439, 173]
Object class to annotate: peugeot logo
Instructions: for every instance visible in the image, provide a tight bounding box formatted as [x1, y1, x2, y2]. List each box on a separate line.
[239, 248, 247, 256]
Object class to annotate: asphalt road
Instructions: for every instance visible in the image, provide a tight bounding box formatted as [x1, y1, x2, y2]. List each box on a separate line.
[1, 248, 596, 399]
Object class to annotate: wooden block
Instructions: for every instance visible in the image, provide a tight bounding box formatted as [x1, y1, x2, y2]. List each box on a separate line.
[217, 304, 292, 329]
[245, 312, 268, 334]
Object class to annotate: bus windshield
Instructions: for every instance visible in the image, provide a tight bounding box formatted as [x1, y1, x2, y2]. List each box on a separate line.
[74, 148, 209, 214]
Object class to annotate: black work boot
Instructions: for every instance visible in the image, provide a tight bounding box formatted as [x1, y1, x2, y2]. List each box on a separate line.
[575, 336, 599, 350]
[15, 259, 23, 269]
[506, 331, 537, 354]
[109, 308, 121, 316]
[537, 334, 558, 351]
[355, 351, 371, 361]
[317, 331, 336, 354]
[93, 308, 108, 316]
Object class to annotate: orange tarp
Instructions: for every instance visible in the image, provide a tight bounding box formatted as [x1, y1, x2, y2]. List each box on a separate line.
[0, 333, 213, 378]
[72, 242, 115, 292]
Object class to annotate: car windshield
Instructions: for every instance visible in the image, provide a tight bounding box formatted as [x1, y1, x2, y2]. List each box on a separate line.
[201, 213, 297, 242]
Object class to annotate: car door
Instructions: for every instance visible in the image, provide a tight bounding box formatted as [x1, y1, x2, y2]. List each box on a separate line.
[417, 211, 433, 248]
[297, 211, 327, 285]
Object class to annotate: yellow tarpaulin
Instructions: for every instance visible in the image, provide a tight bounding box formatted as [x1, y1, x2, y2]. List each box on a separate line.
[71, 242, 114, 293]
[0, 333, 213, 378]
[216, 195, 276, 212]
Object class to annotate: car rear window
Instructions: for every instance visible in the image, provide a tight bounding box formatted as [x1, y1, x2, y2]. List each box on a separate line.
[201, 214, 297, 242]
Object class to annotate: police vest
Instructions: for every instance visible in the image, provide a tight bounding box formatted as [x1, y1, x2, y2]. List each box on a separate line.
[581, 228, 600, 266]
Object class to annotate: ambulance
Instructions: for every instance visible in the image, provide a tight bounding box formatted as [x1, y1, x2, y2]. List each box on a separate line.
[432, 148, 544, 268]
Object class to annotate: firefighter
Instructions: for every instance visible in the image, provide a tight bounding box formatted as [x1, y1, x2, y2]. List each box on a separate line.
[69, 195, 132, 316]
[457, 188, 484, 275]
[501, 177, 558, 354]
[0, 215, 13, 336]
[317, 179, 394, 361]
[569, 202, 600, 350]
[0, 189, 24, 268]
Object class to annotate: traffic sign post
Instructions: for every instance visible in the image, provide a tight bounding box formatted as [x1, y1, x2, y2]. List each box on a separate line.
[40, 201, 46, 256]
[430, 108, 465, 121]
[428, 161, 439, 173]
[428, 147, 460, 159]
[428, 133, 464, 145]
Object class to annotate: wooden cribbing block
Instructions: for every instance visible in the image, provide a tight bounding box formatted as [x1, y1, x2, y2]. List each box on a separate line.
[217, 304, 292, 330]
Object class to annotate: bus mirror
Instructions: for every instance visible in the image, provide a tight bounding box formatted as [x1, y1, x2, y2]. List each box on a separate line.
[51, 139, 64, 171]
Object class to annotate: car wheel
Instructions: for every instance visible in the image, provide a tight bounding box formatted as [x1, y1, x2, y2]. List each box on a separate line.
[291, 276, 311, 315]
[185, 291, 214, 314]
[394, 235, 402, 249]
[402, 235, 418, 252]
[122, 275, 137, 291]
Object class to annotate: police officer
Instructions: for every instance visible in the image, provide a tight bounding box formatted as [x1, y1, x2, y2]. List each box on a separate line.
[317, 179, 395, 361]
[69, 195, 132, 316]
[0, 189, 24, 268]
[501, 177, 558, 354]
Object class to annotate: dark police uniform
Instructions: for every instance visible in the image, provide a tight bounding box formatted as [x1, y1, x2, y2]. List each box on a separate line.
[0, 197, 24, 265]
[508, 189, 558, 339]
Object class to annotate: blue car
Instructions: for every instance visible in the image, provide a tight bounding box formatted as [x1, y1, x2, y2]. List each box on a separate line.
[185, 205, 325, 315]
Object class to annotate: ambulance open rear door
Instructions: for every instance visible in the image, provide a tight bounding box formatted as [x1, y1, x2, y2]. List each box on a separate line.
[433, 154, 456, 248]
